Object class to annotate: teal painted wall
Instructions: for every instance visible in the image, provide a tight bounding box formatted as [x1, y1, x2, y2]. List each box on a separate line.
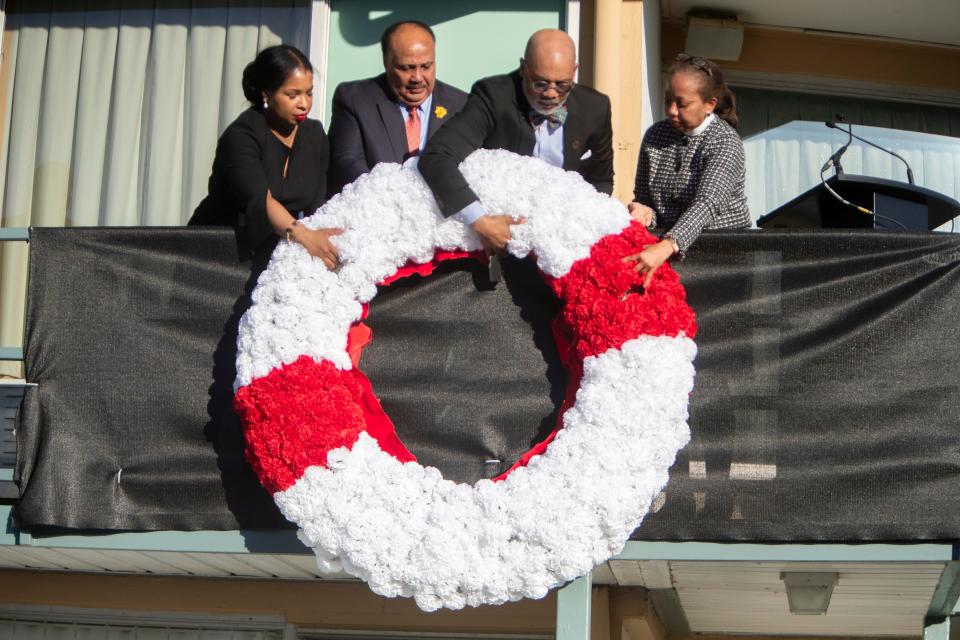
[324, 1, 565, 123]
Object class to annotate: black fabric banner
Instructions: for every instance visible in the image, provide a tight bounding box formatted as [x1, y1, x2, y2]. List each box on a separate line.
[17, 228, 288, 530]
[15, 227, 960, 542]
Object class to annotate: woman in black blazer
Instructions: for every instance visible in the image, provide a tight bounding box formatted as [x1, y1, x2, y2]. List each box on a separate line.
[190, 45, 340, 269]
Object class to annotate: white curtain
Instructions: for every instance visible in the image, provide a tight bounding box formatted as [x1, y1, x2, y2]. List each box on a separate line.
[744, 121, 960, 230]
[0, 0, 312, 376]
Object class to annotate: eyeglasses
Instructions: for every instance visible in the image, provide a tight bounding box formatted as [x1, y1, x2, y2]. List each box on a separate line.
[676, 53, 713, 77]
[531, 79, 574, 95]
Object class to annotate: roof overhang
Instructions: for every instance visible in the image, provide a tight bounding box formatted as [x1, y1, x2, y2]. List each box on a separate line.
[660, 0, 960, 47]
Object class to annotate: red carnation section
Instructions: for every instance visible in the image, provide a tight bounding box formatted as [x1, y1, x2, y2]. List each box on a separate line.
[547, 221, 697, 361]
[379, 250, 483, 287]
[235, 355, 415, 493]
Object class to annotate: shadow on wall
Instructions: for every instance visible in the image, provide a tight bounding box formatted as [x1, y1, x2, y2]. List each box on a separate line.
[335, 0, 560, 46]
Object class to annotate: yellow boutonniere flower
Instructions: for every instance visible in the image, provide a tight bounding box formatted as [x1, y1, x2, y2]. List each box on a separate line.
[434, 105, 448, 119]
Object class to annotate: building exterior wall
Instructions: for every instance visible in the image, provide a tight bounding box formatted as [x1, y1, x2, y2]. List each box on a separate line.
[0, 569, 556, 635]
[324, 0, 565, 123]
[579, 0, 650, 202]
[606, 586, 666, 640]
[660, 21, 960, 94]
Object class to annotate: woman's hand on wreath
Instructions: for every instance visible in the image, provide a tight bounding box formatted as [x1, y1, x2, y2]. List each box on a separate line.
[627, 202, 655, 227]
[293, 225, 343, 270]
[623, 239, 676, 289]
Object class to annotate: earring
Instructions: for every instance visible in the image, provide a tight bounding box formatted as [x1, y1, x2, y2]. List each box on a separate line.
[263, 99, 268, 110]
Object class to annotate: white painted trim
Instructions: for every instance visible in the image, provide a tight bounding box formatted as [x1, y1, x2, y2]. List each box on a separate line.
[924, 618, 951, 640]
[308, 0, 332, 125]
[0, 604, 286, 630]
[565, 0, 580, 83]
[641, 0, 662, 134]
[0, 1, 6, 58]
[616, 541, 955, 562]
[724, 69, 960, 109]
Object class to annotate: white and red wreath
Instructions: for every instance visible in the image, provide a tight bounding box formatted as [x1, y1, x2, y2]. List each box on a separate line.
[233, 150, 697, 611]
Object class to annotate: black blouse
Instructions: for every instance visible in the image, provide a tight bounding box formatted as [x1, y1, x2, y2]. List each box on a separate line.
[190, 107, 329, 253]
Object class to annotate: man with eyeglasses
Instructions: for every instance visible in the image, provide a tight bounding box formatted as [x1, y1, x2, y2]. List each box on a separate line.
[419, 29, 613, 254]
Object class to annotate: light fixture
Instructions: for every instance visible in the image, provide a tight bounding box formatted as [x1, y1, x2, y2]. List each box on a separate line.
[780, 572, 839, 615]
[684, 16, 744, 61]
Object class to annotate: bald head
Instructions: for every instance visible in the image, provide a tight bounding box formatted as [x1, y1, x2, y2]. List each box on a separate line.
[523, 29, 576, 69]
[520, 29, 578, 115]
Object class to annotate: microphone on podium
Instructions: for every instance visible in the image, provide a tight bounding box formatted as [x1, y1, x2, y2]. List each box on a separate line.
[825, 114, 915, 185]
[819, 114, 870, 216]
[821, 114, 853, 175]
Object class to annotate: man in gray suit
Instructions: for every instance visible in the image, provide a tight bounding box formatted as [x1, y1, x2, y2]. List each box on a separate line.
[327, 20, 468, 195]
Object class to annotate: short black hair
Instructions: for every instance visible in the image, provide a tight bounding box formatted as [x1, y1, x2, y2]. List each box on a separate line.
[242, 45, 312, 109]
[379, 20, 435, 57]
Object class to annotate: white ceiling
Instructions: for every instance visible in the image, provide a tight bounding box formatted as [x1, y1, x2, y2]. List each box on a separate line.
[607, 559, 946, 637]
[671, 561, 943, 636]
[660, 0, 960, 47]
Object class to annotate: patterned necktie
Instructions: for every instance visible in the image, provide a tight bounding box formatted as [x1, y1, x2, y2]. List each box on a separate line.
[405, 107, 421, 156]
[529, 106, 568, 130]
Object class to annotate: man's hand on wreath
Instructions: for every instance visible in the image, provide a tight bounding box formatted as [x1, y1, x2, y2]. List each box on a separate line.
[623, 239, 676, 289]
[471, 214, 524, 254]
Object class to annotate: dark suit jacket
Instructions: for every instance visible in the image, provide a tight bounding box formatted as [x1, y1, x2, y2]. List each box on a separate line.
[419, 70, 614, 217]
[327, 74, 468, 194]
[189, 108, 328, 256]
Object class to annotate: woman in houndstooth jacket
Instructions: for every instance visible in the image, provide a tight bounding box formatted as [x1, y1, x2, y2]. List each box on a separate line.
[625, 54, 750, 286]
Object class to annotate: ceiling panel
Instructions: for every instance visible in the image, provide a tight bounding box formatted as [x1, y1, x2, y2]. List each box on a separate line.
[671, 560, 944, 636]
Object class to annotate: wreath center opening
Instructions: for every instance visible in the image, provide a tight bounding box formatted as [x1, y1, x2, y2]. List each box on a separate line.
[360, 254, 570, 484]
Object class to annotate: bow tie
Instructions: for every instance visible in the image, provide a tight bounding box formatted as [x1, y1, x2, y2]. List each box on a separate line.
[529, 106, 568, 130]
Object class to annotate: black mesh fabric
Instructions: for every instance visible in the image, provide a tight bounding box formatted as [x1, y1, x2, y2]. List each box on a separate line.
[639, 229, 960, 541]
[15, 227, 960, 542]
[17, 228, 288, 530]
